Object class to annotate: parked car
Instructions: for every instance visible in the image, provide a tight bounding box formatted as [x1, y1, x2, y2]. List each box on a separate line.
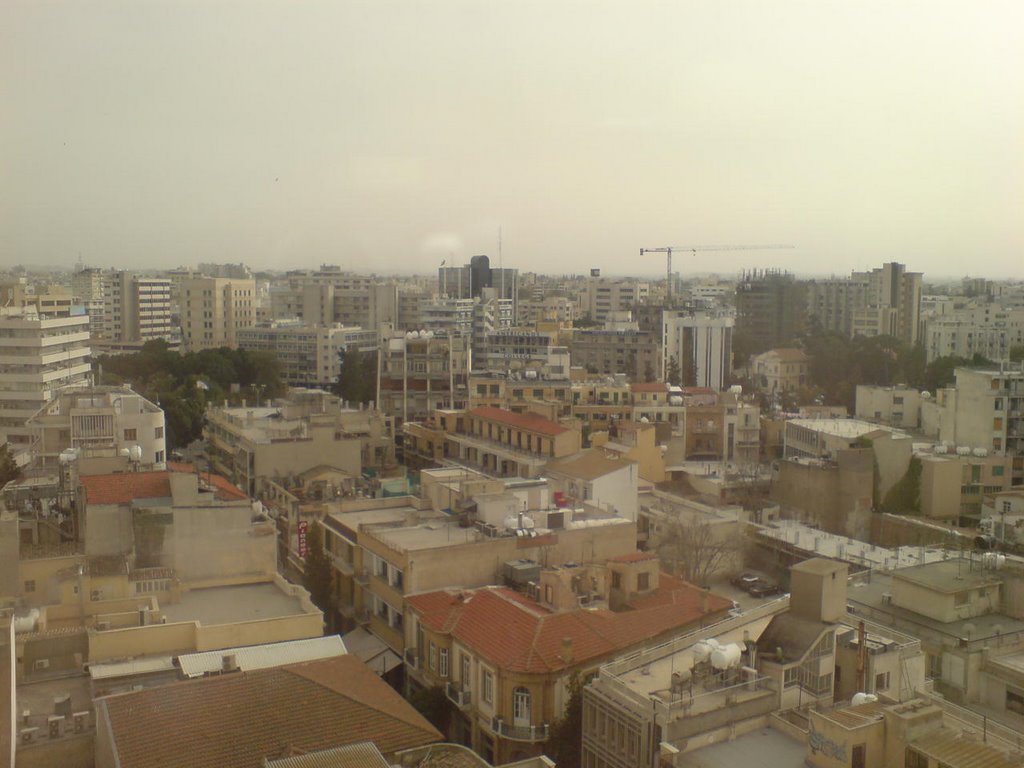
[747, 579, 780, 598]
[730, 572, 759, 590]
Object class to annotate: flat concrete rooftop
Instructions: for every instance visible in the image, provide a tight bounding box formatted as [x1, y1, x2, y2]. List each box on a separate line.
[787, 417, 901, 439]
[161, 582, 308, 625]
[892, 558, 1003, 592]
[18, 673, 93, 734]
[678, 725, 806, 767]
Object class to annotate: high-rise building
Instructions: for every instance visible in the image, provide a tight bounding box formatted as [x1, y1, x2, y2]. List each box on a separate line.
[735, 270, 806, 356]
[0, 301, 91, 454]
[807, 262, 922, 346]
[179, 277, 256, 351]
[237, 320, 378, 388]
[581, 271, 650, 324]
[438, 255, 518, 312]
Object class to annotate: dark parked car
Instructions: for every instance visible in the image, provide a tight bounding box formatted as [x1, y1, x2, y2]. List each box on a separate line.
[747, 579, 780, 598]
[730, 572, 759, 590]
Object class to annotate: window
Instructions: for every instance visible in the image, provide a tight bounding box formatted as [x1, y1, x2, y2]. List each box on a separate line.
[637, 572, 650, 590]
[155, 426, 164, 438]
[124, 428, 137, 441]
[24, 580, 35, 593]
[482, 670, 493, 704]
[1007, 686, 1024, 715]
[611, 572, 622, 590]
[461, 653, 471, 690]
[874, 671, 890, 691]
[513, 686, 532, 725]
[954, 591, 969, 607]
[439, 648, 449, 678]
[784, 667, 800, 688]
[429, 641, 438, 671]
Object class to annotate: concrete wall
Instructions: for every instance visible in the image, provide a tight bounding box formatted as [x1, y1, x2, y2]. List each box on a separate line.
[0, 514, 18, 599]
[17, 556, 86, 610]
[772, 450, 874, 538]
[84, 505, 134, 557]
[919, 457, 962, 520]
[869, 435, 912, 505]
[807, 711, 883, 768]
[256, 430, 363, 480]
[163, 506, 276, 582]
[407, 520, 636, 595]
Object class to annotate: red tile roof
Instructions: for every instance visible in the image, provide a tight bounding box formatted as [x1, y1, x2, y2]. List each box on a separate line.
[82, 467, 249, 505]
[99, 655, 441, 768]
[170, 462, 249, 500]
[408, 575, 732, 674]
[608, 552, 659, 564]
[468, 406, 568, 436]
[81, 471, 171, 505]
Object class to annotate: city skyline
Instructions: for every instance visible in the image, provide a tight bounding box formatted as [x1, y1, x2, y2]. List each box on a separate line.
[3, 1, 1022, 278]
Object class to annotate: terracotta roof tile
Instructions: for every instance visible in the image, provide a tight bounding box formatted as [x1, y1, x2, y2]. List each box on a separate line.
[99, 655, 441, 768]
[81, 471, 171, 505]
[468, 406, 568, 436]
[408, 575, 732, 674]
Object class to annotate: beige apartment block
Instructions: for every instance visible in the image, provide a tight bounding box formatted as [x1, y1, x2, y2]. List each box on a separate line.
[322, 493, 637, 654]
[179, 276, 256, 351]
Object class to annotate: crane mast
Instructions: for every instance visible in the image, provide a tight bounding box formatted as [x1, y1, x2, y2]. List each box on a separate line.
[639, 244, 794, 305]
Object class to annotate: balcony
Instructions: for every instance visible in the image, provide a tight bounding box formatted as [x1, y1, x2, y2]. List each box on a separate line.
[490, 716, 549, 742]
[445, 682, 472, 709]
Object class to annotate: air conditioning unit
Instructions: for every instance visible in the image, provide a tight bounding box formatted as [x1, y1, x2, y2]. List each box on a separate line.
[73, 712, 88, 733]
[48, 715, 64, 739]
[21, 727, 38, 744]
[33, 659, 50, 671]
[96, 621, 112, 631]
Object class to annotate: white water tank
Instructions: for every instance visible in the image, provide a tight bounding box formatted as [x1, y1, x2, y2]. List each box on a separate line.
[710, 643, 743, 670]
[956, 446, 972, 456]
[973, 448, 988, 458]
[13, 609, 40, 634]
[852, 692, 878, 706]
[692, 641, 713, 664]
[130, 444, 143, 462]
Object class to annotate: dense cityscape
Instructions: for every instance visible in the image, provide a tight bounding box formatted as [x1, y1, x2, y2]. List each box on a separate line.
[1, 258, 1024, 768]
[4, 0, 1023, 763]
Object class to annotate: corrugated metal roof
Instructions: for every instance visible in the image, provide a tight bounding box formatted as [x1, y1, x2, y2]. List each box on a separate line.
[89, 656, 176, 680]
[178, 636, 346, 678]
[263, 741, 389, 768]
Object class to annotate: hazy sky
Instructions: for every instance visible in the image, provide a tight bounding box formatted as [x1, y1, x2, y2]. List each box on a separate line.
[2, 1, 1022, 279]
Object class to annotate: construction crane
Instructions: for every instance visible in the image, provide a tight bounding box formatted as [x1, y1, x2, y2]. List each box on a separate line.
[639, 244, 794, 304]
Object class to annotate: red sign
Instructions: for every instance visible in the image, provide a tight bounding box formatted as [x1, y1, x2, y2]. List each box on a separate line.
[297, 520, 309, 558]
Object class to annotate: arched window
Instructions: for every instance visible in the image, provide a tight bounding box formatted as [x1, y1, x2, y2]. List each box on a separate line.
[513, 686, 532, 726]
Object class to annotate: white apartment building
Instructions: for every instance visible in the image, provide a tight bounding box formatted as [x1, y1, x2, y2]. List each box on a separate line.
[237, 321, 378, 387]
[179, 276, 256, 351]
[0, 305, 92, 455]
[923, 305, 1024, 364]
[27, 385, 167, 468]
[662, 311, 734, 391]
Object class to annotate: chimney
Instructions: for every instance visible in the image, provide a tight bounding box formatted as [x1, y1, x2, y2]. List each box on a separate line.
[561, 637, 574, 665]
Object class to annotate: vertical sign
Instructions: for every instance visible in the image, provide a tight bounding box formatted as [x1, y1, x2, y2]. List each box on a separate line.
[297, 520, 309, 558]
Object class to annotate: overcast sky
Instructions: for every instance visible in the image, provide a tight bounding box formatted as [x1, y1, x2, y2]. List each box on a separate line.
[2, 0, 1022, 279]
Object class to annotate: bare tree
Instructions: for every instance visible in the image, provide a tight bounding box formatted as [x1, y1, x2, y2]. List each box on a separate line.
[657, 516, 738, 587]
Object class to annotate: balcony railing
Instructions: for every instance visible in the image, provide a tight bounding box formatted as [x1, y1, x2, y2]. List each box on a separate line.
[490, 716, 548, 742]
[445, 682, 472, 709]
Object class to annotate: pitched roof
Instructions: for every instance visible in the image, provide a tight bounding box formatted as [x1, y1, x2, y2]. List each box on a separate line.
[99, 655, 441, 768]
[765, 347, 808, 362]
[408, 575, 732, 674]
[545, 449, 636, 481]
[80, 471, 171, 505]
[468, 406, 568, 436]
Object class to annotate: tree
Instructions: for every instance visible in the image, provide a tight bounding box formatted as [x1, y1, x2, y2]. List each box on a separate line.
[544, 673, 582, 768]
[666, 356, 681, 387]
[657, 516, 738, 587]
[1011, 345, 1024, 364]
[302, 522, 334, 630]
[334, 345, 378, 405]
[643, 361, 656, 383]
[0, 444, 22, 488]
